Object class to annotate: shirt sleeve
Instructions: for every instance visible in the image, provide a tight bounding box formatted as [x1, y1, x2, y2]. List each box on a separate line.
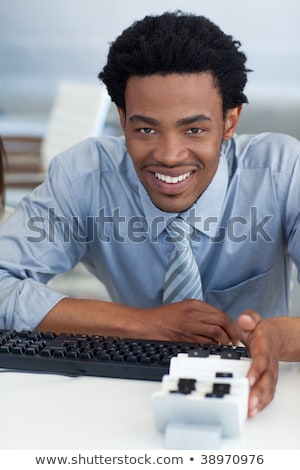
[0, 149, 89, 331]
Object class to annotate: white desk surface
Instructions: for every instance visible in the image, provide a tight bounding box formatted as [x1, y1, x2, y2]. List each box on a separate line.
[0, 361, 299, 450]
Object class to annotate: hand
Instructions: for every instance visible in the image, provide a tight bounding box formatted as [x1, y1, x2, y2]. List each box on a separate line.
[237, 310, 280, 418]
[142, 299, 239, 345]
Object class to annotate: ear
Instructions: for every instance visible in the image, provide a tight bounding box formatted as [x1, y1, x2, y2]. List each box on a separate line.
[223, 105, 242, 140]
[117, 107, 126, 132]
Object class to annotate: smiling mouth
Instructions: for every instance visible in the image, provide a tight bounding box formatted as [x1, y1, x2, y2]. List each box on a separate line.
[154, 171, 192, 184]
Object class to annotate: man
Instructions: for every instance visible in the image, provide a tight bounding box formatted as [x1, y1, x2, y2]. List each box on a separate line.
[0, 11, 300, 419]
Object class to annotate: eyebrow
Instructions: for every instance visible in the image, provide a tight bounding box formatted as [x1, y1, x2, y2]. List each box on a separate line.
[128, 114, 212, 127]
[177, 114, 212, 126]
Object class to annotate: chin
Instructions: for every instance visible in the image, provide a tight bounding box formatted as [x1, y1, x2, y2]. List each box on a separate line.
[151, 197, 197, 214]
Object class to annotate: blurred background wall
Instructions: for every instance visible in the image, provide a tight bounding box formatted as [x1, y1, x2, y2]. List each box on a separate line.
[0, 0, 300, 138]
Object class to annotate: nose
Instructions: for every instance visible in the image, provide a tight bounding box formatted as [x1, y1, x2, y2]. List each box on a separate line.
[152, 134, 189, 166]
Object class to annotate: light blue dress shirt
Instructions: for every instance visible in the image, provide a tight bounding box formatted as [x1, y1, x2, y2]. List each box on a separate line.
[0, 133, 299, 330]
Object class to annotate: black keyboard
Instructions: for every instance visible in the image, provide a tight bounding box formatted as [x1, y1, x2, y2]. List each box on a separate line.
[0, 329, 248, 381]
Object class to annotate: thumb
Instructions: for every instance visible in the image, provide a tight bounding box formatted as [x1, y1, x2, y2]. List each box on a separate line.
[237, 310, 262, 346]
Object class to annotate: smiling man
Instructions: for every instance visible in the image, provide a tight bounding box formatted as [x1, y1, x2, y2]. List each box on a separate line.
[0, 11, 300, 418]
[119, 73, 241, 213]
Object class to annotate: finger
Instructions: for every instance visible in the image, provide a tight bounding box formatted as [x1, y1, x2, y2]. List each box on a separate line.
[246, 349, 278, 416]
[237, 310, 262, 345]
[248, 390, 259, 418]
[180, 322, 234, 345]
[248, 368, 277, 418]
[246, 346, 270, 393]
[195, 314, 239, 345]
[179, 300, 239, 344]
[183, 320, 238, 345]
[185, 334, 219, 345]
[206, 322, 239, 345]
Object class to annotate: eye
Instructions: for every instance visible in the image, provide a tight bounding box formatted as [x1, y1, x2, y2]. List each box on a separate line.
[186, 128, 203, 135]
[139, 128, 155, 134]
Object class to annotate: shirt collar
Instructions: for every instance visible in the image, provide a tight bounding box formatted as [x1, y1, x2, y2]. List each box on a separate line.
[137, 146, 229, 240]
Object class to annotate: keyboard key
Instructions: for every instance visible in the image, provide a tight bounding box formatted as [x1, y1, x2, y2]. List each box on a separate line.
[220, 349, 241, 360]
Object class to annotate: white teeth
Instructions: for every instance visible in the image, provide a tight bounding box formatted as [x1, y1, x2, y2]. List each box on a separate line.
[154, 171, 191, 184]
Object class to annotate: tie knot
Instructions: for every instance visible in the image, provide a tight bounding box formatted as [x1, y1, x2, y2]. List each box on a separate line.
[166, 218, 193, 246]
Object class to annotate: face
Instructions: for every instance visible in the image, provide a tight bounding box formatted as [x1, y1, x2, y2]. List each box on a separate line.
[119, 73, 241, 213]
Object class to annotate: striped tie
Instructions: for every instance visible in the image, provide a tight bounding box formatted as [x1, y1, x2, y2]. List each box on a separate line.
[163, 218, 203, 304]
